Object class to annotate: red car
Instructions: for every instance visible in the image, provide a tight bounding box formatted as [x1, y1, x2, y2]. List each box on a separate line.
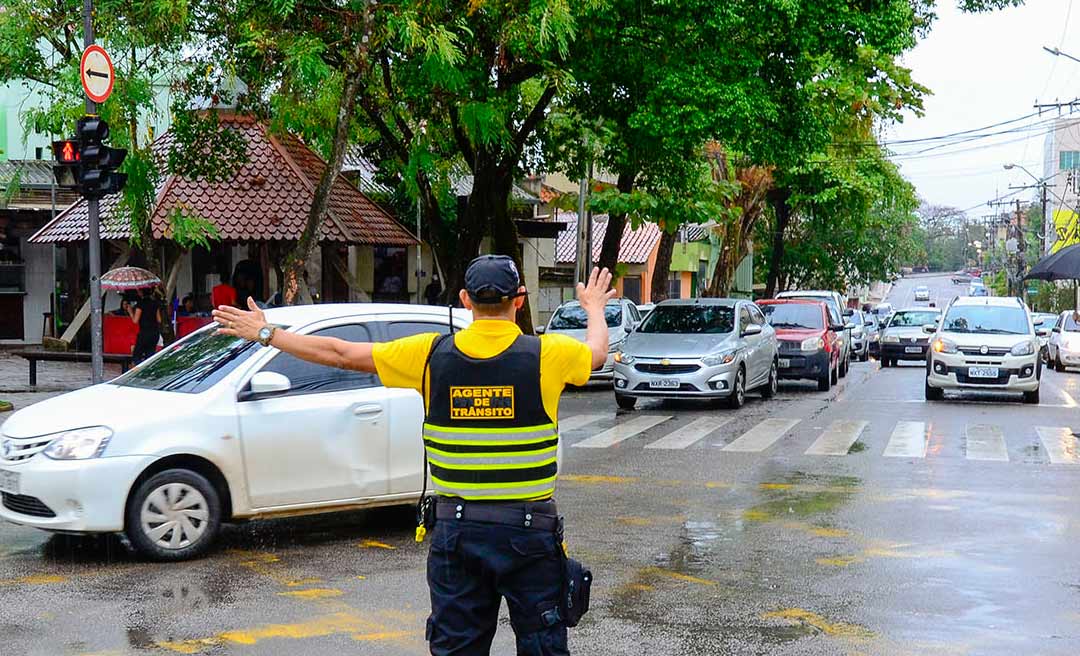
[757, 299, 843, 391]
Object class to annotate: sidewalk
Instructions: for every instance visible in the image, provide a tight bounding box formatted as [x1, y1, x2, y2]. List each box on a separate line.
[0, 351, 125, 414]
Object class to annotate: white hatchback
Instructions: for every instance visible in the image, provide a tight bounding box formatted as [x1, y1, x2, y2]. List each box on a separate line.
[0, 304, 470, 560]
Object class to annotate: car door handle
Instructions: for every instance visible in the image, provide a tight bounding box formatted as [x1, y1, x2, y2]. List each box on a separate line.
[353, 404, 383, 417]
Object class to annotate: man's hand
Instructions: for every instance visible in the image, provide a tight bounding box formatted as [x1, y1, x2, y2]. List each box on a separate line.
[577, 266, 616, 311]
[577, 267, 617, 370]
[213, 297, 266, 341]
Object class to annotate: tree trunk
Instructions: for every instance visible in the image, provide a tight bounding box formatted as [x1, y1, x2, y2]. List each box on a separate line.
[650, 230, 678, 303]
[283, 42, 367, 305]
[765, 188, 792, 297]
[596, 170, 637, 273]
[486, 170, 537, 334]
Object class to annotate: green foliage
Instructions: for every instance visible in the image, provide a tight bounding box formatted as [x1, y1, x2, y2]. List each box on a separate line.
[166, 110, 249, 183]
[167, 204, 220, 250]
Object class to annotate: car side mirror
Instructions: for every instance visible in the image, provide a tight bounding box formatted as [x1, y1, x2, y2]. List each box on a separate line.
[829, 324, 845, 332]
[1053, 327, 1062, 333]
[1037, 328, 1049, 337]
[741, 324, 763, 337]
[922, 324, 937, 334]
[842, 308, 854, 317]
[534, 325, 546, 335]
[1034, 318, 1045, 326]
[239, 371, 292, 401]
[844, 322, 856, 330]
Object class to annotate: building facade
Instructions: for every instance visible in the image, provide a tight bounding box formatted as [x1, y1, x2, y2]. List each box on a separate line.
[1042, 117, 1080, 254]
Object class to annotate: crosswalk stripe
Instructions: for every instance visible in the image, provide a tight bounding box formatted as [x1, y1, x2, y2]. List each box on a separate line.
[559, 414, 606, 432]
[721, 418, 800, 452]
[883, 421, 927, 458]
[1035, 426, 1080, 464]
[644, 416, 733, 450]
[805, 420, 868, 456]
[965, 424, 1009, 462]
[572, 415, 672, 449]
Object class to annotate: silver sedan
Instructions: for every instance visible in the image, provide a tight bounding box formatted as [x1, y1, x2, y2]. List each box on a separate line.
[612, 299, 779, 410]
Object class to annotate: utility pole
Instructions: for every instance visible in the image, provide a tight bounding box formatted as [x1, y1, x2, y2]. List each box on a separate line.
[574, 162, 593, 285]
[1012, 199, 1026, 301]
[83, 0, 104, 384]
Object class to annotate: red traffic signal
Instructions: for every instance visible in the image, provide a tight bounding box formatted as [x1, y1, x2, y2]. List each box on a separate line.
[52, 140, 79, 164]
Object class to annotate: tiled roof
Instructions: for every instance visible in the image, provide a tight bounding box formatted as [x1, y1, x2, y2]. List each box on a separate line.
[554, 213, 662, 265]
[30, 113, 416, 246]
[0, 160, 58, 187]
[341, 150, 394, 196]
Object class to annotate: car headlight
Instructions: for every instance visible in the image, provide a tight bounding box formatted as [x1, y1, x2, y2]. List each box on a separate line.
[800, 337, 825, 352]
[614, 351, 635, 365]
[1010, 340, 1036, 356]
[608, 341, 624, 354]
[932, 338, 957, 354]
[702, 350, 737, 366]
[42, 426, 113, 460]
[882, 334, 900, 343]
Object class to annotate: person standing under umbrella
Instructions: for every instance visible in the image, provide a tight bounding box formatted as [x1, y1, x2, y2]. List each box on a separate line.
[127, 287, 162, 364]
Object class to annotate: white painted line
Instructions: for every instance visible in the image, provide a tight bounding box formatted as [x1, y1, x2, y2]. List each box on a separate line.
[644, 416, 733, 450]
[1058, 388, 1078, 408]
[1036, 426, 1080, 464]
[965, 424, 1009, 462]
[572, 415, 672, 449]
[883, 421, 928, 458]
[721, 418, 800, 452]
[559, 414, 606, 432]
[804, 420, 868, 456]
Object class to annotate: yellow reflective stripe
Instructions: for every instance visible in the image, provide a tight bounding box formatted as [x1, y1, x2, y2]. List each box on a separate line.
[429, 474, 558, 490]
[435, 491, 555, 501]
[423, 434, 557, 447]
[423, 423, 555, 435]
[424, 445, 558, 460]
[426, 456, 557, 471]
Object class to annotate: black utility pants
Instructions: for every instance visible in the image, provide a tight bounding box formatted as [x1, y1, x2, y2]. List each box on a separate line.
[426, 514, 568, 655]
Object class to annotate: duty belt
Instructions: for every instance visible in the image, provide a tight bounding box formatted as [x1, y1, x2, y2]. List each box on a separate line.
[435, 497, 560, 532]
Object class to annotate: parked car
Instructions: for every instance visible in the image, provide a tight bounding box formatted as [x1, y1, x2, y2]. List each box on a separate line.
[967, 283, 989, 297]
[848, 310, 871, 361]
[758, 299, 842, 391]
[914, 285, 931, 302]
[1031, 312, 1058, 362]
[636, 303, 655, 320]
[879, 307, 942, 367]
[951, 271, 972, 284]
[872, 303, 894, 332]
[925, 296, 1045, 404]
[0, 304, 472, 560]
[775, 290, 854, 378]
[540, 298, 641, 380]
[612, 298, 778, 410]
[864, 312, 882, 358]
[1047, 311, 1080, 372]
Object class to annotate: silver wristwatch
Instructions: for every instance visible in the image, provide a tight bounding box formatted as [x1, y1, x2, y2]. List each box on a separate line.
[257, 325, 277, 347]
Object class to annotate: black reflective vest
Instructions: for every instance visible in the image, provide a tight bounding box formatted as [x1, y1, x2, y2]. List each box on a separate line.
[423, 334, 558, 501]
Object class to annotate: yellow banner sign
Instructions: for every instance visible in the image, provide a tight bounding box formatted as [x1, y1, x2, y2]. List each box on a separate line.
[1051, 208, 1080, 253]
[450, 386, 515, 419]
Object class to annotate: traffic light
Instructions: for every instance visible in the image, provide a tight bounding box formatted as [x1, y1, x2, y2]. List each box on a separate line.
[76, 116, 127, 198]
[51, 139, 80, 187]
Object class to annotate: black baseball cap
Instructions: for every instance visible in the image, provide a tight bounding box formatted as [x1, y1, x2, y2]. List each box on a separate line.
[465, 255, 525, 304]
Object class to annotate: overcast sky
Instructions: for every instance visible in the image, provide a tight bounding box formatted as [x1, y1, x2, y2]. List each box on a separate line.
[883, 0, 1079, 215]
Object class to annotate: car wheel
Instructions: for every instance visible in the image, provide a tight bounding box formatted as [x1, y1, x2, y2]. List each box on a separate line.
[1055, 353, 1066, 373]
[727, 366, 746, 409]
[839, 356, 849, 378]
[818, 366, 832, 392]
[924, 377, 943, 401]
[125, 469, 221, 562]
[615, 393, 637, 410]
[830, 359, 839, 384]
[881, 357, 891, 368]
[761, 360, 778, 399]
[861, 351, 870, 362]
[1023, 387, 1040, 405]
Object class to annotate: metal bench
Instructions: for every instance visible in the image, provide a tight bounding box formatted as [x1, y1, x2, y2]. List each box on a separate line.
[11, 350, 134, 387]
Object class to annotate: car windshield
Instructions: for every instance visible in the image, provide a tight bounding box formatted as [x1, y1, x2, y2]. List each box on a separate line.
[942, 306, 1029, 335]
[760, 303, 823, 330]
[888, 311, 939, 327]
[113, 326, 266, 393]
[549, 303, 622, 329]
[638, 305, 735, 334]
[1062, 314, 1080, 332]
[785, 296, 840, 318]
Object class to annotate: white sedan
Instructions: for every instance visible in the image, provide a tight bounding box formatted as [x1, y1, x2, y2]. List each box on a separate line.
[914, 285, 930, 302]
[0, 304, 470, 560]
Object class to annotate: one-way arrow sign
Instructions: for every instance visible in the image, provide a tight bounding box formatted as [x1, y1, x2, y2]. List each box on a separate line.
[80, 45, 115, 104]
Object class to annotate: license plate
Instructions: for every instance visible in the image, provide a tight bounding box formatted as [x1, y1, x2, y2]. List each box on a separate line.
[778, 359, 791, 368]
[905, 346, 922, 353]
[0, 470, 19, 495]
[649, 379, 680, 389]
[968, 366, 999, 378]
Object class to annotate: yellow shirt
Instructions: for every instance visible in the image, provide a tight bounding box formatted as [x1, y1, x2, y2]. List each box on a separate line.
[372, 319, 592, 422]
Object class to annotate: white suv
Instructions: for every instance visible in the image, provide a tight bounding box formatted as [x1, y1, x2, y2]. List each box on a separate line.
[924, 296, 1046, 404]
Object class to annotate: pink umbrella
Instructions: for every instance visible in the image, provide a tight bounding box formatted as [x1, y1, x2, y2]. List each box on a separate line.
[100, 266, 161, 291]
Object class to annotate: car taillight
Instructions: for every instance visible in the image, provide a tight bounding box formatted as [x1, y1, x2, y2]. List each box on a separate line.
[823, 336, 832, 352]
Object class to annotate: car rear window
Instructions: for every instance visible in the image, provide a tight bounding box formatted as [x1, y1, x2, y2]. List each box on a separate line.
[638, 305, 734, 334]
[888, 311, 939, 327]
[760, 303, 824, 330]
[942, 306, 1029, 335]
[549, 304, 622, 329]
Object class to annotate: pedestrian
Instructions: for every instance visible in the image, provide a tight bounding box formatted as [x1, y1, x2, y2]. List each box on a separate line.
[214, 256, 613, 655]
[127, 287, 162, 364]
[211, 272, 237, 309]
[425, 274, 443, 305]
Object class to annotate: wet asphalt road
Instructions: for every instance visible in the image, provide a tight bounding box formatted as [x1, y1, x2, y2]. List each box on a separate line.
[3, 274, 1080, 655]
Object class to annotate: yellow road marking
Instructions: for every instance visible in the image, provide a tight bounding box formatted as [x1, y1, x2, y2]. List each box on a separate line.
[642, 566, 718, 587]
[352, 630, 414, 641]
[763, 608, 874, 638]
[0, 573, 66, 586]
[277, 588, 343, 600]
[561, 474, 639, 484]
[357, 539, 396, 550]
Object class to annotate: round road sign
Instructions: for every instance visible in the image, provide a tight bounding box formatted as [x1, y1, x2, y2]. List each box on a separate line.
[80, 45, 115, 104]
